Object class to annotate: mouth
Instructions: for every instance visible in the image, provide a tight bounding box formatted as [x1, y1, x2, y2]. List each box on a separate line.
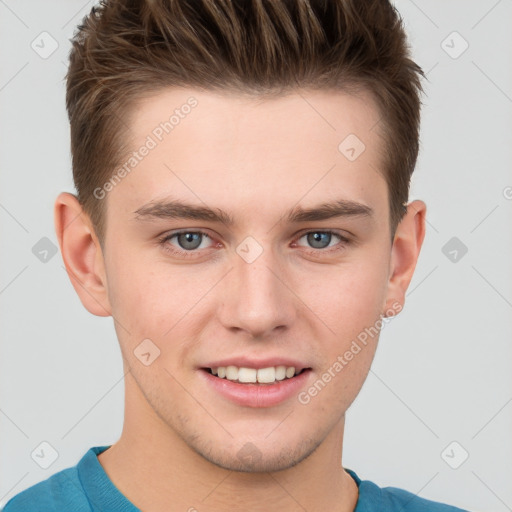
[199, 362, 313, 407]
[201, 365, 311, 385]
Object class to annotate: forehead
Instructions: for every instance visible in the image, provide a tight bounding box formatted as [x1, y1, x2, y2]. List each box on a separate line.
[108, 87, 388, 224]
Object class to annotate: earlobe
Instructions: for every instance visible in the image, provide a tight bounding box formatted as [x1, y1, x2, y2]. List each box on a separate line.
[54, 192, 112, 317]
[383, 199, 427, 316]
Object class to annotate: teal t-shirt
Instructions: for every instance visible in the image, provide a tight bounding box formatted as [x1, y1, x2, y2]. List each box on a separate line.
[2, 445, 470, 511]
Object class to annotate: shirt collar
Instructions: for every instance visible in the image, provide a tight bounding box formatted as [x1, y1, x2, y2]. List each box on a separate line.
[77, 445, 140, 512]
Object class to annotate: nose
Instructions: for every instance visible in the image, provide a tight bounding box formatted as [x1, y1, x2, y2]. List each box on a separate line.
[217, 242, 297, 339]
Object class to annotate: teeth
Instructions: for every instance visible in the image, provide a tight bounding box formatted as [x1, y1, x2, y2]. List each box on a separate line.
[239, 367, 257, 383]
[257, 367, 275, 383]
[285, 366, 295, 379]
[275, 365, 286, 381]
[209, 365, 301, 384]
[225, 365, 238, 380]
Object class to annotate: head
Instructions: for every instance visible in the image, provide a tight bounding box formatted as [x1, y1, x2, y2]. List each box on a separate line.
[56, 0, 426, 473]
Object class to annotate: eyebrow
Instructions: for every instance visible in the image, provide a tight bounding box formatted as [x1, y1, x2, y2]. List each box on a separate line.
[132, 197, 373, 225]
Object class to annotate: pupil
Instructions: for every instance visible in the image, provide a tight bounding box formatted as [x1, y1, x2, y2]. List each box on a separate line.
[179, 232, 201, 250]
[308, 232, 330, 249]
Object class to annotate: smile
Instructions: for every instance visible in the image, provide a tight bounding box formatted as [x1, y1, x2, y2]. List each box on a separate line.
[206, 365, 306, 384]
[200, 365, 312, 407]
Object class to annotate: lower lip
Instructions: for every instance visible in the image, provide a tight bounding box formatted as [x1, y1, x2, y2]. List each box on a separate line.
[199, 369, 312, 408]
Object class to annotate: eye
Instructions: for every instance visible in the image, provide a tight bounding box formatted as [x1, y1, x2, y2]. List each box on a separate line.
[293, 230, 350, 254]
[158, 230, 215, 258]
[172, 232, 208, 251]
[298, 231, 338, 249]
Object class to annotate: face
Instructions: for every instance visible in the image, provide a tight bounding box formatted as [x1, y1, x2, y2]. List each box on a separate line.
[90, 88, 400, 472]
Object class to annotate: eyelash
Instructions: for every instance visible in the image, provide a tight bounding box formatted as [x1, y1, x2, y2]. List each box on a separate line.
[157, 229, 351, 259]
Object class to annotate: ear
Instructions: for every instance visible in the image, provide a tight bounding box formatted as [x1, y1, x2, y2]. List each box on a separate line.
[54, 192, 112, 317]
[383, 199, 427, 317]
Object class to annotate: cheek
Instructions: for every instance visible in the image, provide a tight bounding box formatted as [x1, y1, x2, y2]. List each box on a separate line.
[105, 250, 213, 357]
[305, 255, 389, 335]
[298, 270, 384, 414]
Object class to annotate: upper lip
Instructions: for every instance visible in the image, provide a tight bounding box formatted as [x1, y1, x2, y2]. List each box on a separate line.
[201, 357, 310, 371]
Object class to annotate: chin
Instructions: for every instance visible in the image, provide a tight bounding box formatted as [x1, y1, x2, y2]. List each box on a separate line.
[193, 436, 323, 473]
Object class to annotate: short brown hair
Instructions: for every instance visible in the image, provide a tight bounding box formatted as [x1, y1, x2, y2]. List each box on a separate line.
[66, 0, 426, 247]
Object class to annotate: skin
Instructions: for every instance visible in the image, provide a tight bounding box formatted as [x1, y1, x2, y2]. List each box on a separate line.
[55, 87, 426, 512]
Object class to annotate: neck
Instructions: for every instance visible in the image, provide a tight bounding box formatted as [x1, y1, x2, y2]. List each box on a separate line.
[97, 372, 359, 512]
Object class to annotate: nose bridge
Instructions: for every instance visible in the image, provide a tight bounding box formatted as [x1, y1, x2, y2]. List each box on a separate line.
[220, 235, 295, 337]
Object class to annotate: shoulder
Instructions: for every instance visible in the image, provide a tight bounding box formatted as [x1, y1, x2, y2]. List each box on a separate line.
[346, 468, 471, 512]
[380, 485, 470, 511]
[1, 466, 91, 512]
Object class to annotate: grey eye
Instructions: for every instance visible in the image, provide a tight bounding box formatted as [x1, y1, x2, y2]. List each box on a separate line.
[176, 232, 204, 250]
[305, 232, 333, 249]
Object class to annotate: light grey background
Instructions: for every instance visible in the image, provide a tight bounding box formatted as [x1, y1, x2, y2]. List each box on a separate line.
[1, 1, 511, 511]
